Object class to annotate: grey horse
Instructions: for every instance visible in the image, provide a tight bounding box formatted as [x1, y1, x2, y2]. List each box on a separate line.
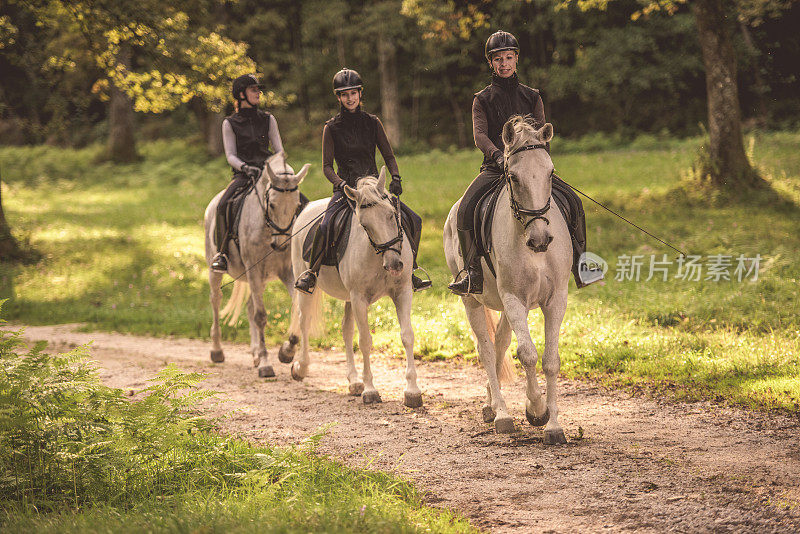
[204, 152, 310, 377]
[279, 168, 423, 408]
[444, 117, 570, 444]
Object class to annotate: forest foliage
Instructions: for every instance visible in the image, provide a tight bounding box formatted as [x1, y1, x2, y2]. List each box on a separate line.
[1, 0, 798, 149]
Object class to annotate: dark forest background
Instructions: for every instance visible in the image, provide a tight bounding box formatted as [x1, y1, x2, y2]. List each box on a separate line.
[1, 0, 798, 155]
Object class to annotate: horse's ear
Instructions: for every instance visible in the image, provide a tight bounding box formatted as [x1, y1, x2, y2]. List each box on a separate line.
[343, 184, 358, 202]
[540, 122, 554, 143]
[264, 161, 277, 184]
[377, 166, 387, 192]
[295, 163, 311, 185]
[502, 119, 516, 149]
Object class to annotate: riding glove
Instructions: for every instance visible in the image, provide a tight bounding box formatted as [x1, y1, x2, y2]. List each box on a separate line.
[241, 164, 261, 179]
[389, 175, 402, 196]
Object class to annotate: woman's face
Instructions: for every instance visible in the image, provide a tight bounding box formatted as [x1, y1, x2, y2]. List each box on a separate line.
[241, 85, 261, 107]
[491, 50, 518, 78]
[337, 88, 361, 111]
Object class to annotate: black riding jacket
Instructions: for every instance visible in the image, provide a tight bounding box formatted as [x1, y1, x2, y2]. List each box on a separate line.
[226, 107, 273, 169]
[473, 73, 544, 168]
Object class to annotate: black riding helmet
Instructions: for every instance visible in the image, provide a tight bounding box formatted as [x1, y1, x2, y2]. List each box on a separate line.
[232, 73, 264, 102]
[485, 30, 519, 61]
[332, 68, 363, 94]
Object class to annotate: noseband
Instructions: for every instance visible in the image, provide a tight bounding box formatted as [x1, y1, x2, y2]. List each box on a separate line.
[356, 194, 404, 256]
[263, 172, 302, 237]
[504, 143, 552, 228]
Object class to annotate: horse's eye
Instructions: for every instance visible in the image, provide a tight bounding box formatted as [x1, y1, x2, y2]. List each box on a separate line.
[508, 173, 519, 183]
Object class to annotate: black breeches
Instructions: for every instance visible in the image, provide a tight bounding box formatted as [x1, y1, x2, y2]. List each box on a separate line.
[551, 174, 587, 281]
[215, 173, 251, 254]
[456, 166, 504, 231]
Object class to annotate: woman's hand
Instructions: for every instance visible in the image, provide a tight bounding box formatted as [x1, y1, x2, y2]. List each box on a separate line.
[389, 175, 402, 196]
[241, 164, 261, 179]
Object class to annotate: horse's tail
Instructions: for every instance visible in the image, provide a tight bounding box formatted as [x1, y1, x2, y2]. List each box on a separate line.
[287, 289, 324, 340]
[484, 306, 516, 385]
[220, 280, 250, 326]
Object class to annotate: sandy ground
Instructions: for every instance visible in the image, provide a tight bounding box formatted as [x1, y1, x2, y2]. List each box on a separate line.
[15, 323, 800, 533]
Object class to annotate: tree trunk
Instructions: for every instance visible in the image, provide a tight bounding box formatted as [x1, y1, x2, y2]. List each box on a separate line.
[0, 173, 23, 261]
[291, 5, 310, 124]
[107, 46, 139, 163]
[443, 74, 467, 148]
[377, 33, 401, 147]
[692, 0, 759, 187]
[738, 20, 768, 128]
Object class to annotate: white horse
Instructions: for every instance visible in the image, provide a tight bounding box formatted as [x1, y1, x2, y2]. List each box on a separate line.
[444, 117, 570, 444]
[204, 152, 310, 377]
[279, 168, 423, 408]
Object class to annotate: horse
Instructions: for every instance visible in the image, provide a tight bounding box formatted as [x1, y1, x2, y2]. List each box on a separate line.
[278, 167, 423, 408]
[204, 151, 310, 378]
[443, 117, 570, 444]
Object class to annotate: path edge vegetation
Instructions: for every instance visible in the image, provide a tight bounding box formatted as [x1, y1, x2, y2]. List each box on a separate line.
[0, 309, 477, 533]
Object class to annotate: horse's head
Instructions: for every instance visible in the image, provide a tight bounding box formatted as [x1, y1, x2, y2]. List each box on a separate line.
[343, 167, 404, 276]
[502, 116, 555, 253]
[264, 152, 310, 251]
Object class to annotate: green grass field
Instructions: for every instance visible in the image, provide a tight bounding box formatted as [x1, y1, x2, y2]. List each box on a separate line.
[2, 131, 799, 411]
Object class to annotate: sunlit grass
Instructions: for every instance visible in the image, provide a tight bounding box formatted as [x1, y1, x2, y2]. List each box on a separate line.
[1, 131, 798, 410]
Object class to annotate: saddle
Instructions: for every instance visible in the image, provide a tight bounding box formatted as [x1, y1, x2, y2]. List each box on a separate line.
[472, 177, 574, 277]
[301, 200, 353, 267]
[228, 181, 256, 247]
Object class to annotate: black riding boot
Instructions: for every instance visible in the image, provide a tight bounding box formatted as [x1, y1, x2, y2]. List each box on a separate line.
[211, 208, 230, 273]
[448, 229, 483, 296]
[294, 230, 326, 295]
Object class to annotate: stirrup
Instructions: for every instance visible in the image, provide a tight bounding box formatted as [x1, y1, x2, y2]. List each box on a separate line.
[412, 266, 432, 292]
[447, 268, 471, 296]
[294, 269, 317, 295]
[211, 253, 228, 273]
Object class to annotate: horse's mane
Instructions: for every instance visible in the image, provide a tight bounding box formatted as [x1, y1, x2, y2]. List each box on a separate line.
[354, 176, 387, 205]
[503, 115, 543, 156]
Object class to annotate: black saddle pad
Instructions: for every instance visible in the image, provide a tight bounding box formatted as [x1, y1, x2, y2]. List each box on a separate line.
[302, 202, 353, 267]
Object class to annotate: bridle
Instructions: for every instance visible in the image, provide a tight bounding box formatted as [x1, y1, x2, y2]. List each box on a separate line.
[355, 193, 404, 256]
[504, 143, 552, 229]
[261, 171, 303, 240]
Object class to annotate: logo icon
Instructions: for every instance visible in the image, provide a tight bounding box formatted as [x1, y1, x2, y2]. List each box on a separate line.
[579, 251, 608, 275]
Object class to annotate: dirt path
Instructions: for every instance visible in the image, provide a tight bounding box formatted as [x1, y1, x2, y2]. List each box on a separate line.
[16, 324, 800, 533]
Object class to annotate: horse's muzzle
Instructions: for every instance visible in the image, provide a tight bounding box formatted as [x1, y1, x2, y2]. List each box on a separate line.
[384, 259, 404, 276]
[527, 235, 553, 253]
[271, 240, 289, 251]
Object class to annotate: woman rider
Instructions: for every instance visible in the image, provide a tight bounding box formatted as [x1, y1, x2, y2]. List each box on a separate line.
[447, 31, 604, 295]
[294, 68, 431, 294]
[211, 73, 286, 273]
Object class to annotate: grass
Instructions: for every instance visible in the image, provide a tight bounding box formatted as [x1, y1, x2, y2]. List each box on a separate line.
[0, 320, 476, 533]
[1, 131, 799, 411]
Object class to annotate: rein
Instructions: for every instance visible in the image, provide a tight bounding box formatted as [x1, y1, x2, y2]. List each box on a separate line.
[356, 194, 404, 256]
[504, 143, 552, 228]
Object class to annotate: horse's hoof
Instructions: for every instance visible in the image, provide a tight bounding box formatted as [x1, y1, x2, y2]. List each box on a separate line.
[526, 407, 550, 427]
[290, 362, 304, 382]
[278, 340, 296, 364]
[258, 365, 275, 378]
[252, 357, 261, 368]
[349, 382, 365, 396]
[482, 406, 496, 423]
[210, 350, 225, 363]
[403, 392, 423, 408]
[362, 391, 382, 405]
[494, 417, 516, 434]
[544, 428, 567, 445]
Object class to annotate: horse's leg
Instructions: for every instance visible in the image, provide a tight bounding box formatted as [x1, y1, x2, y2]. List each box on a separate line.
[539, 289, 568, 445]
[463, 298, 514, 433]
[351, 297, 381, 404]
[246, 271, 274, 378]
[277, 265, 299, 363]
[502, 294, 548, 430]
[392, 288, 422, 408]
[290, 292, 313, 381]
[208, 269, 225, 363]
[342, 302, 364, 395]
[484, 312, 512, 422]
